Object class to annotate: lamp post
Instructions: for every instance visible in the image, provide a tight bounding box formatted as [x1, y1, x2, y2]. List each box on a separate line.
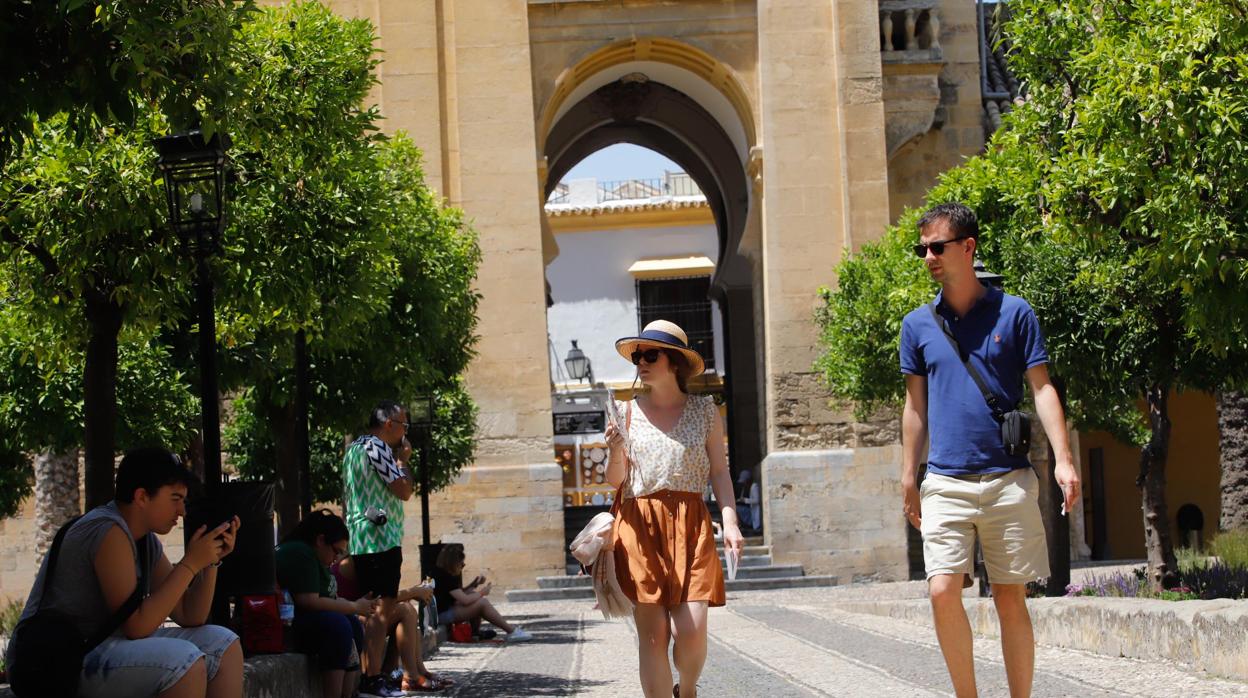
[154, 130, 229, 493]
[409, 395, 436, 577]
[565, 340, 593, 384]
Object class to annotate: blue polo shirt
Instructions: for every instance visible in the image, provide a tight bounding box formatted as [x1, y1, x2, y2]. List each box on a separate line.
[899, 285, 1049, 475]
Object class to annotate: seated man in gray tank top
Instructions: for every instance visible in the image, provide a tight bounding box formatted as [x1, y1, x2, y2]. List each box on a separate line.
[9, 447, 244, 698]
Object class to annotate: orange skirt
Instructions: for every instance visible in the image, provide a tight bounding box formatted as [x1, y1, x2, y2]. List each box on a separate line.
[613, 489, 726, 607]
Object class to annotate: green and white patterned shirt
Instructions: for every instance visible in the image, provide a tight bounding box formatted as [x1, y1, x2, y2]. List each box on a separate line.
[342, 434, 406, 555]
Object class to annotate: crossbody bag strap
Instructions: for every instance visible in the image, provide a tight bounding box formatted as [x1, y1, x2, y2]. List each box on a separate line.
[34, 515, 84, 614]
[609, 401, 634, 516]
[88, 534, 150, 647]
[928, 303, 1007, 422]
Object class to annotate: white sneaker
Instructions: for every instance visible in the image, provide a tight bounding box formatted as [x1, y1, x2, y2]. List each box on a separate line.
[505, 626, 533, 642]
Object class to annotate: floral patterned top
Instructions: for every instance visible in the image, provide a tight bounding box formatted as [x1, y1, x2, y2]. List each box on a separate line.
[618, 394, 718, 497]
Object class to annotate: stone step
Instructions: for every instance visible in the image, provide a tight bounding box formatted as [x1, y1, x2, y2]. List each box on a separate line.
[536, 562, 799, 588]
[506, 574, 839, 602]
[507, 585, 597, 602]
[721, 564, 804, 580]
[720, 554, 773, 568]
[716, 536, 764, 549]
[717, 545, 770, 557]
[537, 574, 592, 589]
[725, 574, 838, 592]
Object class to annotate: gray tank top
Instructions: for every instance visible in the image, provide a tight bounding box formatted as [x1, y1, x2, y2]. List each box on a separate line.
[17, 501, 161, 640]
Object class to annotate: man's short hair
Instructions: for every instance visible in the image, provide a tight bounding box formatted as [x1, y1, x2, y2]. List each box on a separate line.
[114, 447, 198, 503]
[367, 400, 405, 429]
[918, 202, 979, 240]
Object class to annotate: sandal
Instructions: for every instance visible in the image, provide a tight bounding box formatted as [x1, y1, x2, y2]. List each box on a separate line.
[403, 674, 451, 692]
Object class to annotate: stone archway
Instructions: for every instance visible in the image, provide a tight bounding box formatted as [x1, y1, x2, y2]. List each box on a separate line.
[542, 73, 764, 487]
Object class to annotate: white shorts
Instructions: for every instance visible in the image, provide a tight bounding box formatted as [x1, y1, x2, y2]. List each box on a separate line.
[920, 468, 1050, 586]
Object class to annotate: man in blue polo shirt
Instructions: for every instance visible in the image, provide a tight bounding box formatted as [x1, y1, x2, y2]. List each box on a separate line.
[899, 203, 1080, 698]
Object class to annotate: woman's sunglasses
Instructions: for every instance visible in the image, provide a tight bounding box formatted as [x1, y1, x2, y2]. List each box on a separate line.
[912, 235, 970, 258]
[630, 349, 662, 365]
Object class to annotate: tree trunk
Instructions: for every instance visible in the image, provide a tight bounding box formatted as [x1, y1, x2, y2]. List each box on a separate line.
[83, 289, 123, 510]
[1216, 390, 1248, 532]
[1138, 384, 1179, 588]
[266, 398, 302, 538]
[34, 449, 81, 558]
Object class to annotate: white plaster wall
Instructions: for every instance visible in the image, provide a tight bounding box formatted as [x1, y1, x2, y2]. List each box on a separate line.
[546, 222, 724, 385]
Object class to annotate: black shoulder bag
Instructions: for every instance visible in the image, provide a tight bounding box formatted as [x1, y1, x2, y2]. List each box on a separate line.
[928, 303, 1032, 457]
[9, 518, 151, 698]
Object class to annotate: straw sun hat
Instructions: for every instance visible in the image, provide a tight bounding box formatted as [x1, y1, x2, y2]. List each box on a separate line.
[615, 320, 705, 378]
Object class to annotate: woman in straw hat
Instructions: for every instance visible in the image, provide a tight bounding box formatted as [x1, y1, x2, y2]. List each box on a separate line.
[605, 319, 745, 698]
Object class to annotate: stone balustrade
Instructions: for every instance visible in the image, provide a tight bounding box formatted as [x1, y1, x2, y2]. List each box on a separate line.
[879, 0, 942, 60]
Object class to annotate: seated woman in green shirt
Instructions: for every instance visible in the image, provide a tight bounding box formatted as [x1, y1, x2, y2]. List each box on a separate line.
[276, 510, 379, 698]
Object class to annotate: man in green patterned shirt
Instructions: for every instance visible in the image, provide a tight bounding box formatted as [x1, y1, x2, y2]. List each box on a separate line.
[342, 400, 413, 698]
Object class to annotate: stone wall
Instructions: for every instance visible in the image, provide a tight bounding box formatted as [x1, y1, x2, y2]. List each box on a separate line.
[772, 372, 901, 451]
[763, 445, 909, 583]
[885, 0, 988, 222]
[410, 462, 564, 592]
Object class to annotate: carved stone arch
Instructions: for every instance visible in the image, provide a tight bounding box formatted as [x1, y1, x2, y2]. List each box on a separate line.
[542, 75, 761, 496]
[544, 79, 749, 290]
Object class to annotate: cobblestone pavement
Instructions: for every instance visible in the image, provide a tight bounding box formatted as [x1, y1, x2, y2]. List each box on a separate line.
[426, 586, 1248, 697]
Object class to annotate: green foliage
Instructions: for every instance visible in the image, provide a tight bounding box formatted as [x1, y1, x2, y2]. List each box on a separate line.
[1003, 0, 1248, 358]
[0, 596, 24, 637]
[219, 4, 481, 500]
[225, 389, 347, 505]
[0, 0, 252, 161]
[1211, 528, 1248, 569]
[0, 108, 195, 338]
[813, 211, 932, 418]
[814, 0, 1248, 446]
[227, 377, 478, 500]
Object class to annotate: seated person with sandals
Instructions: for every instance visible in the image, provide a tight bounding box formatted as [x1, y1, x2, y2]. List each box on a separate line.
[332, 554, 453, 692]
[431, 543, 531, 642]
[6, 447, 243, 698]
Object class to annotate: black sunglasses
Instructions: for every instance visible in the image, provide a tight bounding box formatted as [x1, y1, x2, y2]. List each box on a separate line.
[630, 348, 662, 365]
[913, 235, 971, 258]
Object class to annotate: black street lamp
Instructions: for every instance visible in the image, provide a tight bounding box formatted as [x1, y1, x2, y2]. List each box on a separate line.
[565, 340, 593, 384]
[408, 395, 436, 577]
[154, 130, 230, 493]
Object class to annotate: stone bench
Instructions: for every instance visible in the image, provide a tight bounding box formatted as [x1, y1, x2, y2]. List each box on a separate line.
[1, 627, 441, 698]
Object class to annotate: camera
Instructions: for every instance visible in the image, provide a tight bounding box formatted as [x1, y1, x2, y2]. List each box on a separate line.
[364, 506, 388, 527]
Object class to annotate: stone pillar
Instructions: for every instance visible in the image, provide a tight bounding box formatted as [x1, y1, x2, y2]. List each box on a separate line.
[361, 0, 561, 591]
[763, 447, 908, 581]
[757, 0, 901, 580]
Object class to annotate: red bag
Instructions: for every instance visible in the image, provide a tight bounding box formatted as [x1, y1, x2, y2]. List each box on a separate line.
[238, 593, 284, 655]
[449, 622, 473, 643]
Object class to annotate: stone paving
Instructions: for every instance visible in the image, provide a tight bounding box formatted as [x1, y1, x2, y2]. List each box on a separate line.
[424, 585, 1248, 697]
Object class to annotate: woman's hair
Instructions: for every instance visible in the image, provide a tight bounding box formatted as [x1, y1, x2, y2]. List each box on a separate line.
[663, 349, 690, 393]
[436, 542, 466, 571]
[282, 508, 349, 547]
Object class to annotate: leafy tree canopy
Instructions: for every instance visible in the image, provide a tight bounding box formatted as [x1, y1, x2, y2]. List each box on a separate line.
[0, 0, 252, 162]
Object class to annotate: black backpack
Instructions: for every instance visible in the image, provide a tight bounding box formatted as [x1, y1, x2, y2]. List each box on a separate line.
[8, 516, 150, 698]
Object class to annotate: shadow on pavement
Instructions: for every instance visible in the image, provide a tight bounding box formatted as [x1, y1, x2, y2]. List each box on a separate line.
[452, 670, 611, 697]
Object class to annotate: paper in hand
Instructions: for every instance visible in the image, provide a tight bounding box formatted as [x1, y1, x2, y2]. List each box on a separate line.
[726, 547, 740, 581]
[605, 391, 630, 452]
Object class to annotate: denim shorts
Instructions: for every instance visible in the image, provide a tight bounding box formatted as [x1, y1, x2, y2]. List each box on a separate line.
[437, 606, 459, 626]
[80, 624, 239, 698]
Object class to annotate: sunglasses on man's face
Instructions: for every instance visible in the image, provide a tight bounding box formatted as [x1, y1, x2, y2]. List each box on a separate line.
[913, 235, 971, 258]
[630, 348, 662, 365]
